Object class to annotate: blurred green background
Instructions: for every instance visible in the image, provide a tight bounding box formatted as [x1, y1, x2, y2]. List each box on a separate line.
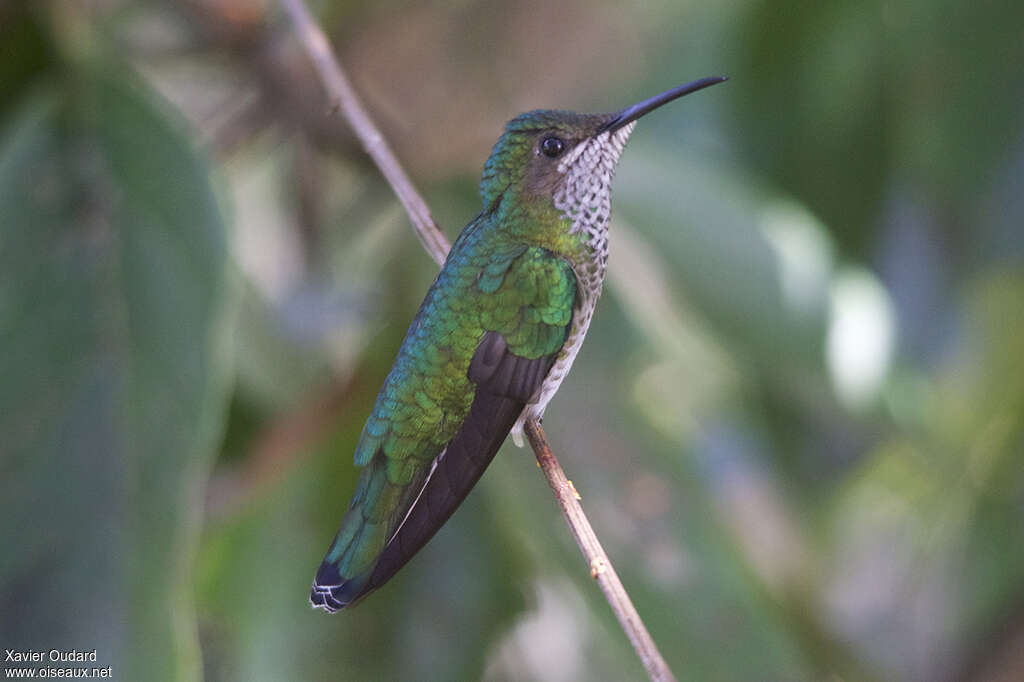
[3, 0, 1023, 680]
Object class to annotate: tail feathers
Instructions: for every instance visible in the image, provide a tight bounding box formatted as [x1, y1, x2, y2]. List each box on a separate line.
[310, 331, 560, 611]
[310, 561, 372, 612]
[309, 391, 523, 611]
[309, 454, 426, 611]
[361, 391, 523, 594]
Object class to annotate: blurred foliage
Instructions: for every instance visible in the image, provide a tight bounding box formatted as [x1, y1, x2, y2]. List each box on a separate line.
[2, 1, 1023, 681]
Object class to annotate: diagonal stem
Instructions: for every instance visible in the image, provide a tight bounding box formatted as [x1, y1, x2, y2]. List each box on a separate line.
[278, 1, 676, 680]
[279, 0, 450, 267]
[524, 419, 677, 682]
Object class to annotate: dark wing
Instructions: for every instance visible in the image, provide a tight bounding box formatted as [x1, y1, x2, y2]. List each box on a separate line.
[355, 332, 556, 600]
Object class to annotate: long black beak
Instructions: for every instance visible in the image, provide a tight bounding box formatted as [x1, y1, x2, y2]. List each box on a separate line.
[601, 76, 728, 133]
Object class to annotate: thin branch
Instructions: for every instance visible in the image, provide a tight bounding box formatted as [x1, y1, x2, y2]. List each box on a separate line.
[279, 0, 450, 266]
[278, 2, 675, 680]
[524, 420, 677, 682]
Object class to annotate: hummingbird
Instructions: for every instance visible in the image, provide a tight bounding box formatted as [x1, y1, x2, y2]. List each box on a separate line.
[311, 76, 726, 611]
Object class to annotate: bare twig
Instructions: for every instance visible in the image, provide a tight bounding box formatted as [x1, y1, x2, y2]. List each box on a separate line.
[279, 0, 450, 266]
[278, 2, 675, 680]
[524, 419, 677, 682]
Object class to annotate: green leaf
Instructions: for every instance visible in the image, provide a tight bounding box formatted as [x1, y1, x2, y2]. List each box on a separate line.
[0, 67, 233, 681]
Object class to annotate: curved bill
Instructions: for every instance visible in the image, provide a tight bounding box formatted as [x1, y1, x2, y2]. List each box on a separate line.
[601, 76, 728, 133]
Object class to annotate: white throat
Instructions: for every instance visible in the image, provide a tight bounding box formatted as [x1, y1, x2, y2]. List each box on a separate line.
[551, 122, 635, 276]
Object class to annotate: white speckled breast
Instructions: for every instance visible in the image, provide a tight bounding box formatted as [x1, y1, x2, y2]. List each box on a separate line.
[511, 123, 636, 444]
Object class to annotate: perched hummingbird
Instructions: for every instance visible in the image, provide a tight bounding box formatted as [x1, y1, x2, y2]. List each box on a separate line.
[311, 76, 726, 611]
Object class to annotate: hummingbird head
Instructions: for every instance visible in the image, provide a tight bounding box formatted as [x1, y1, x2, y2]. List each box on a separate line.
[479, 77, 726, 263]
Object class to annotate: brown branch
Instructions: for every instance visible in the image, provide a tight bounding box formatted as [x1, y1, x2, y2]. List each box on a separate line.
[169, 0, 363, 162]
[278, 0, 451, 266]
[524, 420, 677, 682]
[278, 1, 675, 680]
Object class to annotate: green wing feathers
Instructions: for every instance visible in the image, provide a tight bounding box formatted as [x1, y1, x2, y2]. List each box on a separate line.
[351, 245, 573, 463]
[311, 242, 576, 610]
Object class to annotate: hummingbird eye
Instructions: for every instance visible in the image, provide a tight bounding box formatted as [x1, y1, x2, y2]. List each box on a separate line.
[540, 136, 565, 158]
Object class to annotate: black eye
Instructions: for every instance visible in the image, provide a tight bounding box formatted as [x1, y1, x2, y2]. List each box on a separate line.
[541, 136, 565, 158]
